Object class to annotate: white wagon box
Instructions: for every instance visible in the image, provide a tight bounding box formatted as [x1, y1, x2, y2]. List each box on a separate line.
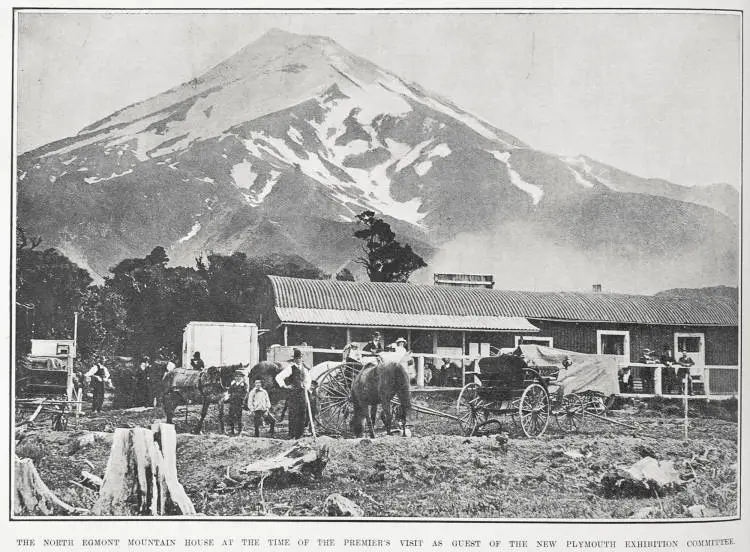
[181, 321, 259, 369]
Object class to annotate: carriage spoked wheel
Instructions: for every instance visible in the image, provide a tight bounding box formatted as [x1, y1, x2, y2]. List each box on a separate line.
[457, 383, 487, 436]
[518, 383, 550, 437]
[316, 364, 358, 434]
[579, 391, 613, 417]
[554, 393, 585, 432]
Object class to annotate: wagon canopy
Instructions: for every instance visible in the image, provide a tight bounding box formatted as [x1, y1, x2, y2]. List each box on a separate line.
[515, 344, 620, 396]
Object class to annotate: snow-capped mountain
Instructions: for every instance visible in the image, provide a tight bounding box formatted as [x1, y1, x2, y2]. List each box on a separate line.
[17, 29, 738, 291]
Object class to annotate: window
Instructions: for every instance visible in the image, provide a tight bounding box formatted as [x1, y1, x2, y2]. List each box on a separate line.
[56, 344, 70, 356]
[596, 330, 630, 362]
[515, 336, 553, 348]
[677, 336, 701, 354]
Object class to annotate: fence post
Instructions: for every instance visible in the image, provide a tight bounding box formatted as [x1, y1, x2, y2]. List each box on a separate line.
[704, 367, 711, 396]
[654, 365, 662, 396]
[416, 356, 425, 388]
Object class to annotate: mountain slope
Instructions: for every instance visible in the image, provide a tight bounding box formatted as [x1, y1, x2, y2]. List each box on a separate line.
[16, 29, 738, 292]
[565, 155, 740, 225]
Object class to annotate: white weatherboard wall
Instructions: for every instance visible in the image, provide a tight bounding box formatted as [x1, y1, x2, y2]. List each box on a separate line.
[182, 322, 259, 369]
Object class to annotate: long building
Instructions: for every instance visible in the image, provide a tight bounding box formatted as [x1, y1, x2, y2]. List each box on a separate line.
[259, 276, 738, 395]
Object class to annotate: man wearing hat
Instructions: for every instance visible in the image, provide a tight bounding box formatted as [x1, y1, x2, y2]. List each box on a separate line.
[134, 356, 152, 407]
[362, 331, 384, 354]
[275, 349, 311, 439]
[84, 354, 111, 413]
[247, 379, 276, 437]
[227, 370, 249, 436]
[638, 349, 656, 393]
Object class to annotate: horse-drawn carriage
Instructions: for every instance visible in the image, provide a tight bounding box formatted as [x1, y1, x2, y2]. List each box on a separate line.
[314, 344, 621, 438]
[457, 345, 620, 437]
[15, 339, 83, 431]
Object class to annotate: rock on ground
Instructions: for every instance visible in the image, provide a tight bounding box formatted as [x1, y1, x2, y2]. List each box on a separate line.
[323, 493, 363, 517]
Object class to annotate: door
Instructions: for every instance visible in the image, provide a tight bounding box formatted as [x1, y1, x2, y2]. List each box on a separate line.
[674, 333, 705, 379]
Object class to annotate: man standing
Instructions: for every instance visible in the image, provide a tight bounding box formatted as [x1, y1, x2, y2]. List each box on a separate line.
[275, 349, 311, 439]
[85, 355, 111, 413]
[362, 332, 384, 354]
[190, 351, 205, 371]
[677, 351, 695, 395]
[134, 356, 152, 407]
[227, 371, 248, 436]
[660, 345, 677, 394]
[247, 379, 276, 437]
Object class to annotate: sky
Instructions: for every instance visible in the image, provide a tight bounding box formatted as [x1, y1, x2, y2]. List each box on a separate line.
[16, 10, 741, 188]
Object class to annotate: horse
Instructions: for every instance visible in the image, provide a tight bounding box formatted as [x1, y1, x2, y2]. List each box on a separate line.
[349, 361, 411, 438]
[161, 364, 247, 434]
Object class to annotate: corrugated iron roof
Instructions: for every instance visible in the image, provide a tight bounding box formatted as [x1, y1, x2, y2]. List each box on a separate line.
[275, 307, 540, 332]
[269, 276, 738, 327]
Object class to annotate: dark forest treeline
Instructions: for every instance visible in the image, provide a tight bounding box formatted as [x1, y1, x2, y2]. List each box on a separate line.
[15, 211, 427, 361]
[16, 229, 327, 361]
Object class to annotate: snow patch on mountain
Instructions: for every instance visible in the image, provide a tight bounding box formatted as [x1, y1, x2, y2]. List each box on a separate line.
[414, 143, 452, 176]
[244, 170, 281, 206]
[288, 127, 304, 145]
[83, 168, 133, 184]
[490, 150, 543, 204]
[563, 156, 600, 188]
[178, 222, 201, 243]
[231, 160, 258, 189]
[395, 140, 432, 173]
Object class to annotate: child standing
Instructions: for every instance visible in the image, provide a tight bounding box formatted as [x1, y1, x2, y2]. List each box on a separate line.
[227, 371, 248, 436]
[247, 380, 276, 437]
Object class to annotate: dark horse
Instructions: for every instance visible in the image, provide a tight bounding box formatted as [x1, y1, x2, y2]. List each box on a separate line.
[162, 364, 246, 434]
[349, 361, 411, 438]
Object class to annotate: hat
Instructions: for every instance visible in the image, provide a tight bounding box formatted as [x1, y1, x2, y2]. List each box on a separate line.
[254, 379, 263, 384]
[143, 355, 150, 361]
[289, 348, 302, 360]
[642, 348, 653, 354]
[395, 337, 407, 344]
[193, 352, 201, 358]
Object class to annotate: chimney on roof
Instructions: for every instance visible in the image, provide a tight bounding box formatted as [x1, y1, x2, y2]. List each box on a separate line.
[592, 284, 602, 293]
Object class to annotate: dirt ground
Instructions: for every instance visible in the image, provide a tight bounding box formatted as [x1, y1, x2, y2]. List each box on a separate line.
[15, 391, 738, 519]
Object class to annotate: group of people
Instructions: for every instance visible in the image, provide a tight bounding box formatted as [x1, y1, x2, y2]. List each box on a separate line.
[132, 351, 180, 408]
[620, 345, 695, 394]
[224, 348, 319, 439]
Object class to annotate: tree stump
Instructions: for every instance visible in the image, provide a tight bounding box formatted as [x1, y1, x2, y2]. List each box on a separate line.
[92, 423, 195, 516]
[14, 457, 87, 515]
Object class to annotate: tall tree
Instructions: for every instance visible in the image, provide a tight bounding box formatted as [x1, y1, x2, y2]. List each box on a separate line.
[16, 227, 94, 356]
[353, 211, 427, 282]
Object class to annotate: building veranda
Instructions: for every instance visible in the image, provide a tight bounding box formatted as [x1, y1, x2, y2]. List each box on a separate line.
[260, 276, 738, 397]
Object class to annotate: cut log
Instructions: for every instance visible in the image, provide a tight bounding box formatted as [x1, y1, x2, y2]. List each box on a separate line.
[601, 456, 684, 498]
[14, 457, 88, 515]
[92, 424, 195, 516]
[80, 471, 103, 490]
[238, 438, 330, 484]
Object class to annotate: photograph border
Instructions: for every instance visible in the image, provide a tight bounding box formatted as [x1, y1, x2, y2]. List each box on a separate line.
[8, 4, 744, 525]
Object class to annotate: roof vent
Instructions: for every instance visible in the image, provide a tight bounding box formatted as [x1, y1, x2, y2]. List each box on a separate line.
[592, 284, 602, 293]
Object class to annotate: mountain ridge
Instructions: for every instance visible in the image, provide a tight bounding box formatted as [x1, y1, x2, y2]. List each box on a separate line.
[16, 30, 738, 293]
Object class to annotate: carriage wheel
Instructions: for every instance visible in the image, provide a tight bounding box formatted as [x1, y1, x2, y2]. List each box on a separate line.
[584, 392, 614, 417]
[555, 393, 585, 432]
[518, 383, 550, 437]
[316, 364, 357, 434]
[457, 383, 486, 436]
